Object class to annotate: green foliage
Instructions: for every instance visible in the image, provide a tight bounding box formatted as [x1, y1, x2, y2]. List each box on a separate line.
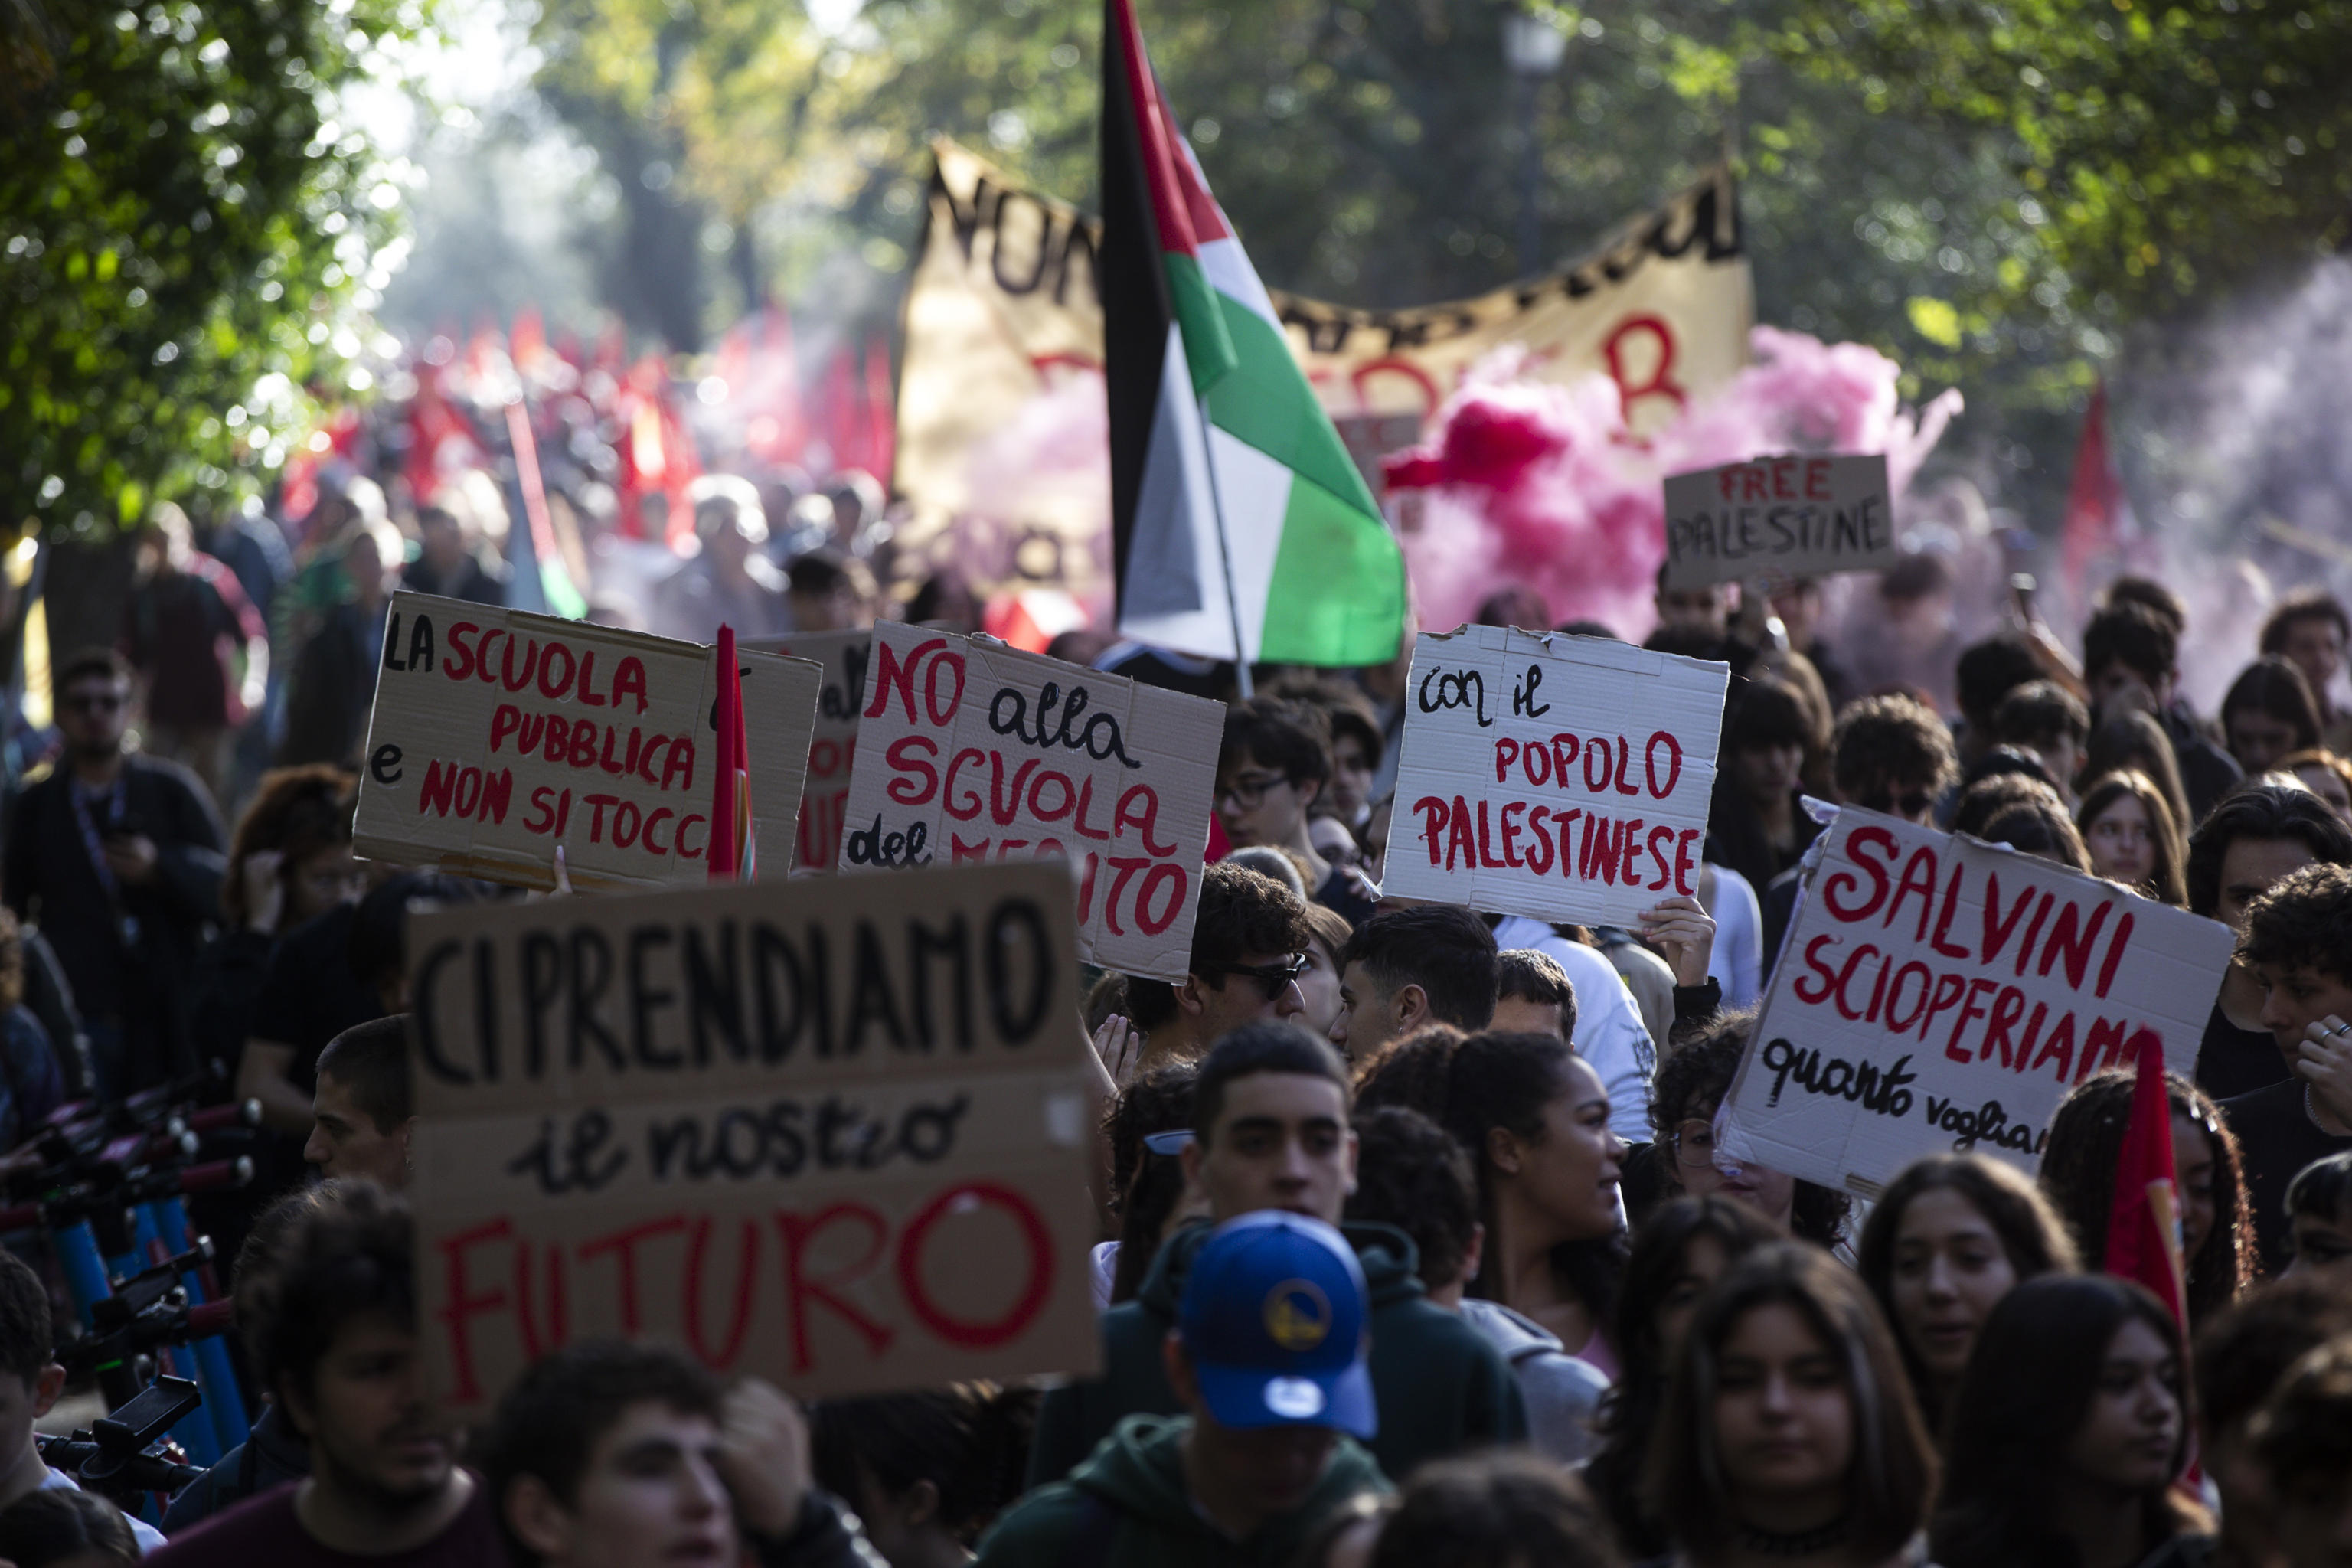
[1772, 0, 2352, 322]
[1, 0, 426, 534]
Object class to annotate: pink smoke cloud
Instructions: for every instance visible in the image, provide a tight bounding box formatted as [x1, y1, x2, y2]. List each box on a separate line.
[1384, 328, 1962, 639]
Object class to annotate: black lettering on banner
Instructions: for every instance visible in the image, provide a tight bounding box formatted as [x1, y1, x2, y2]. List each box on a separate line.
[986, 899, 1054, 1044]
[751, 921, 807, 1062]
[844, 815, 932, 867]
[369, 743, 403, 784]
[988, 682, 1143, 768]
[1922, 1096, 2043, 1154]
[1417, 667, 1494, 727]
[846, 923, 910, 1051]
[684, 920, 749, 1067]
[1759, 1037, 1917, 1119]
[909, 914, 975, 1053]
[1511, 662, 1550, 719]
[569, 926, 625, 1073]
[506, 1109, 628, 1195]
[412, 939, 474, 1086]
[821, 643, 872, 720]
[643, 1093, 972, 1183]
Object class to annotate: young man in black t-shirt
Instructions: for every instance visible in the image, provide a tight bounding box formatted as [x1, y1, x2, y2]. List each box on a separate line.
[2220, 864, 2352, 1275]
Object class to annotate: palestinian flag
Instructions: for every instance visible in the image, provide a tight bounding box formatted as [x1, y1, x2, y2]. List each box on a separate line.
[1102, 0, 1405, 667]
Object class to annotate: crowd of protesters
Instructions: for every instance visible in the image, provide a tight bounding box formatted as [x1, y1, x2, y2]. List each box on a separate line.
[0, 426, 2346, 1568]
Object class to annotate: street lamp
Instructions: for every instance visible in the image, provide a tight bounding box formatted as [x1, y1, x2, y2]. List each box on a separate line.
[1500, 10, 1567, 275]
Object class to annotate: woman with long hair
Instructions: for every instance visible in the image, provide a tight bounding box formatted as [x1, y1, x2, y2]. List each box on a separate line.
[1586, 1197, 1783, 1559]
[1854, 1154, 2079, 1429]
[1707, 678, 1827, 897]
[2082, 710, 2195, 841]
[1640, 1243, 1938, 1568]
[2039, 1069, 2254, 1329]
[1355, 1028, 1626, 1374]
[1931, 1276, 2212, 1568]
[1648, 1013, 1853, 1250]
[2077, 770, 2190, 905]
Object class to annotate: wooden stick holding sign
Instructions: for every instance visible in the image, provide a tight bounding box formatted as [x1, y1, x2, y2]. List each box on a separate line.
[835, 622, 1223, 982]
[1661, 452, 1896, 591]
[1716, 810, 2236, 1197]
[1383, 624, 1729, 928]
[354, 590, 822, 894]
[404, 861, 1102, 1415]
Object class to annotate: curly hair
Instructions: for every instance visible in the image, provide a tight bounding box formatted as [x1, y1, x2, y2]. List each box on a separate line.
[1648, 1012, 1851, 1250]
[2259, 588, 2350, 658]
[221, 763, 357, 929]
[2037, 1069, 2253, 1328]
[1122, 862, 1314, 1031]
[242, 1181, 412, 1406]
[1346, 1105, 1479, 1291]
[1831, 693, 1958, 801]
[2240, 862, 2352, 988]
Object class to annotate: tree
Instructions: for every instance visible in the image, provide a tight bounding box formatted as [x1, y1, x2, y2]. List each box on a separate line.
[2, 0, 426, 534]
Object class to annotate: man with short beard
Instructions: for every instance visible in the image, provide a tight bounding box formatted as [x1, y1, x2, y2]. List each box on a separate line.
[148, 1183, 506, 1565]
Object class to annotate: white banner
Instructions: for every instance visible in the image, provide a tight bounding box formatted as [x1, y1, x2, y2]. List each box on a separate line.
[1719, 812, 2236, 1196]
[1383, 624, 1729, 926]
[1661, 452, 1896, 590]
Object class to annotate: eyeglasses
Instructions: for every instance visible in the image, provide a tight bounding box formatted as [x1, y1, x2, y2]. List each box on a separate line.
[65, 691, 123, 715]
[1216, 773, 1292, 811]
[1220, 954, 1310, 1001]
[1857, 789, 1936, 818]
[1670, 1118, 1719, 1171]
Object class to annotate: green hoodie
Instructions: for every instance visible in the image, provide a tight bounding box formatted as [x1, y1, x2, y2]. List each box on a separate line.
[1027, 1220, 1527, 1488]
[977, 1413, 1387, 1568]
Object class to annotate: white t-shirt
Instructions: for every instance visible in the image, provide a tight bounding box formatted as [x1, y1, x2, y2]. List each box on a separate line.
[1491, 916, 1655, 1144]
[1703, 863, 1766, 1011]
[42, 1465, 168, 1553]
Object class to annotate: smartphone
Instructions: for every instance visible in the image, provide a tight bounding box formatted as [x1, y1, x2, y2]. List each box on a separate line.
[93, 1376, 201, 1449]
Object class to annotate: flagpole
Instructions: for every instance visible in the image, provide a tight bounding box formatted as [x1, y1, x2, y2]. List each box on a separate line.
[1196, 392, 1254, 698]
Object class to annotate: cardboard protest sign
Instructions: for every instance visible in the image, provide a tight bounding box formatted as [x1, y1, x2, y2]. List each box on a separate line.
[1383, 625, 1729, 926]
[1717, 812, 2236, 1197]
[1660, 453, 1896, 591]
[835, 622, 1221, 982]
[354, 592, 822, 893]
[405, 861, 1102, 1415]
[746, 631, 871, 874]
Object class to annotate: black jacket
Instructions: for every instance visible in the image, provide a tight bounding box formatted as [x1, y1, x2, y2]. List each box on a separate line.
[2, 754, 225, 1095]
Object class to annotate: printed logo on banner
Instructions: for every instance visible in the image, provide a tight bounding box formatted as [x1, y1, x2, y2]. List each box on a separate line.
[746, 630, 870, 874]
[835, 622, 1223, 982]
[354, 592, 824, 893]
[404, 861, 1102, 1414]
[1660, 453, 1897, 591]
[1383, 625, 1729, 928]
[1717, 811, 2236, 1197]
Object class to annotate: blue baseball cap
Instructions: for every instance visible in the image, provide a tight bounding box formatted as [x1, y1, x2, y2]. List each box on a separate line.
[1177, 1212, 1376, 1439]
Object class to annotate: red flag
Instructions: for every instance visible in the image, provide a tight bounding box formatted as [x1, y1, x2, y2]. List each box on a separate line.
[2060, 379, 2137, 599]
[861, 333, 895, 484]
[2105, 1045, 2188, 1326]
[707, 626, 756, 883]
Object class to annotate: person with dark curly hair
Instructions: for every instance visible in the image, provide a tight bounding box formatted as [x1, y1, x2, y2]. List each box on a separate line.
[1116, 862, 1315, 1072]
[1930, 1276, 2212, 1568]
[2222, 862, 2352, 1272]
[1583, 1197, 1781, 1560]
[2184, 786, 2352, 1102]
[149, 1183, 506, 1566]
[1645, 1012, 1853, 1252]
[1855, 1153, 2079, 1429]
[2040, 1069, 2252, 1324]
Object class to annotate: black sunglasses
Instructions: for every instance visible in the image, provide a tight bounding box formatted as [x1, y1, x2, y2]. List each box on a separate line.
[1220, 954, 1309, 1001]
[1858, 789, 1935, 818]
